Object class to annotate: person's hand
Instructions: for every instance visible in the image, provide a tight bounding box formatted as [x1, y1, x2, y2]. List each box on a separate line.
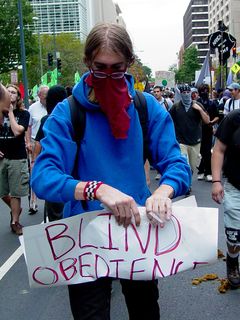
[8, 103, 14, 114]
[212, 182, 224, 204]
[0, 151, 4, 159]
[30, 160, 35, 170]
[96, 184, 140, 228]
[145, 191, 172, 228]
[26, 142, 32, 154]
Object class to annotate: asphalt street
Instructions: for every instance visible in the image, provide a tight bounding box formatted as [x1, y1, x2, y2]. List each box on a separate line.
[0, 170, 239, 320]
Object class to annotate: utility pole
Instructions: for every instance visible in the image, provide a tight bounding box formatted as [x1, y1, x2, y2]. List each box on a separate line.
[17, 0, 29, 108]
[52, 22, 58, 84]
[33, 16, 43, 77]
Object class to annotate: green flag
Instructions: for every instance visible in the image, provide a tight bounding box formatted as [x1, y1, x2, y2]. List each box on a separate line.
[51, 68, 58, 86]
[74, 71, 81, 84]
[47, 69, 58, 87]
[41, 73, 48, 85]
[32, 85, 38, 98]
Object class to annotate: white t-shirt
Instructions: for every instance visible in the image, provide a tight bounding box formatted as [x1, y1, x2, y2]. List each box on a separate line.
[28, 100, 47, 139]
[224, 98, 240, 115]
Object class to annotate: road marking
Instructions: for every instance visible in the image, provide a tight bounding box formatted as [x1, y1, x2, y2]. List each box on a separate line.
[0, 246, 23, 281]
[0, 220, 46, 281]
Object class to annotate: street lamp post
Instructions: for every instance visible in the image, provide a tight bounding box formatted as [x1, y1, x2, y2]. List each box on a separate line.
[33, 16, 43, 77]
[17, 0, 29, 109]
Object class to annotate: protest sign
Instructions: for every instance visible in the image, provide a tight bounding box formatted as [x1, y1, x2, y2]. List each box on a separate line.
[21, 202, 218, 288]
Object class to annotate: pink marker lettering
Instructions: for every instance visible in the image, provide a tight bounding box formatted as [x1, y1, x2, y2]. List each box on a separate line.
[79, 252, 94, 278]
[152, 259, 165, 279]
[45, 223, 75, 260]
[125, 223, 152, 254]
[78, 218, 98, 249]
[109, 259, 125, 279]
[95, 254, 110, 279]
[59, 258, 77, 281]
[99, 213, 119, 251]
[33, 267, 58, 285]
[130, 258, 146, 280]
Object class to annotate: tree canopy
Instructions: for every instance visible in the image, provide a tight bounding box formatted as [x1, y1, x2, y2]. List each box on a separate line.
[27, 33, 87, 88]
[0, 0, 37, 74]
[129, 57, 152, 82]
[175, 46, 200, 84]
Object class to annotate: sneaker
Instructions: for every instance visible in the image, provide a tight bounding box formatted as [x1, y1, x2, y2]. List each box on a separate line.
[205, 175, 212, 182]
[197, 173, 205, 180]
[155, 173, 161, 180]
[11, 222, 23, 236]
[185, 187, 192, 196]
[29, 204, 38, 215]
[226, 254, 240, 288]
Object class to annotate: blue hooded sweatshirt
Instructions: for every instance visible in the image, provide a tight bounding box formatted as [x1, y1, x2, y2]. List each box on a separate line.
[31, 72, 191, 218]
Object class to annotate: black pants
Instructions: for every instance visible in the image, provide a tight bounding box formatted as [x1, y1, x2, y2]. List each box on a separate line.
[198, 128, 213, 176]
[68, 278, 160, 320]
[44, 201, 64, 222]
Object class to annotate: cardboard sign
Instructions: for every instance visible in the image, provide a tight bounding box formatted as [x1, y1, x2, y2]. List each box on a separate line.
[21, 199, 218, 288]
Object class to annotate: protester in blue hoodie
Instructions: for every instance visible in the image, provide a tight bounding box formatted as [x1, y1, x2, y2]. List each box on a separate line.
[32, 23, 191, 320]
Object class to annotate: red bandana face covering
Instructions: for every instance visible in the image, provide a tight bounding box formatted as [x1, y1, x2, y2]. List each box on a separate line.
[85, 70, 131, 139]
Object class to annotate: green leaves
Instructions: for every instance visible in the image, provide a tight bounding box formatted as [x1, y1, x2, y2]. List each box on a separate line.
[0, 0, 37, 74]
[175, 46, 200, 84]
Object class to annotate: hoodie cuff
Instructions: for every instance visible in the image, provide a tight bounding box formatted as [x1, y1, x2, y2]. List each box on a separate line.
[61, 179, 79, 202]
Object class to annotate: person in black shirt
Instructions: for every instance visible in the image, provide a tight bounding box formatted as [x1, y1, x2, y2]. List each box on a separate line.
[212, 109, 240, 288]
[0, 84, 30, 235]
[170, 85, 209, 175]
[197, 84, 219, 182]
[33, 85, 67, 222]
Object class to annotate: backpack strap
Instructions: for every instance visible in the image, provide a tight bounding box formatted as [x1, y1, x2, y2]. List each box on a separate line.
[68, 95, 87, 210]
[133, 90, 150, 162]
[68, 95, 86, 147]
[163, 98, 169, 110]
[228, 98, 233, 112]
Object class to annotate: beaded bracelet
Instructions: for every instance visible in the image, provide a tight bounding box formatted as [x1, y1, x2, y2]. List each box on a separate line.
[212, 180, 221, 183]
[83, 181, 103, 201]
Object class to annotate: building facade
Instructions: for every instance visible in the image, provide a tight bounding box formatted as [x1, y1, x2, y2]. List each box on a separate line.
[183, 0, 209, 64]
[29, 0, 125, 41]
[29, 0, 88, 41]
[208, 0, 240, 51]
[88, 0, 125, 30]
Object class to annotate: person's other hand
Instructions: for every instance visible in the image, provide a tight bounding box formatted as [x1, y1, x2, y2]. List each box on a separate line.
[145, 192, 172, 228]
[26, 142, 32, 154]
[0, 151, 4, 158]
[212, 182, 224, 204]
[96, 184, 141, 228]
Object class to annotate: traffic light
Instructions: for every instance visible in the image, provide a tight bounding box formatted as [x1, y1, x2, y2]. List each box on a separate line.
[47, 53, 53, 66]
[232, 46, 237, 58]
[57, 58, 62, 71]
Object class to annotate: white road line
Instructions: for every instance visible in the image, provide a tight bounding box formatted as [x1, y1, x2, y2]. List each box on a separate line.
[0, 246, 23, 281]
[0, 220, 46, 281]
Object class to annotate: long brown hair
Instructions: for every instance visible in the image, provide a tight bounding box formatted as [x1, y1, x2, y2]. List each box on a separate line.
[83, 23, 135, 67]
[6, 84, 24, 110]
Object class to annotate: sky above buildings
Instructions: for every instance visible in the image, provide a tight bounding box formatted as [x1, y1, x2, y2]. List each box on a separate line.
[116, 0, 191, 75]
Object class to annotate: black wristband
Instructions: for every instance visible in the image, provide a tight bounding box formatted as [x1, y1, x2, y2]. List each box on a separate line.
[212, 180, 221, 183]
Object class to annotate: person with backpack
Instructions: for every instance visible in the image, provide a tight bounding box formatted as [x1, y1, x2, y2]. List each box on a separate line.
[212, 109, 240, 288]
[224, 82, 240, 115]
[31, 23, 191, 320]
[32, 85, 67, 222]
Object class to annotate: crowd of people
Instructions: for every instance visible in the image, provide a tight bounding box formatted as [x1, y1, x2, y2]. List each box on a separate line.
[0, 22, 240, 320]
